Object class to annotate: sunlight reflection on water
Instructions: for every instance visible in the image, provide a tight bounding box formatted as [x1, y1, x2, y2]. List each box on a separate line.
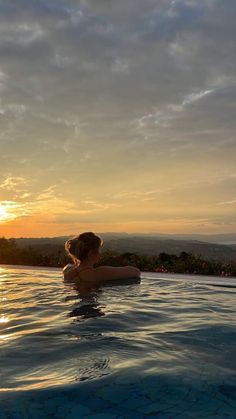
[0, 265, 236, 418]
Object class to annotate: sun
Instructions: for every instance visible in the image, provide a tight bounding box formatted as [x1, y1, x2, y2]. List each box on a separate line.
[0, 205, 10, 222]
[0, 201, 24, 223]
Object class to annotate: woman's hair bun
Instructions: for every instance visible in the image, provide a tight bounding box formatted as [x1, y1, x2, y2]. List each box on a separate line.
[65, 232, 103, 263]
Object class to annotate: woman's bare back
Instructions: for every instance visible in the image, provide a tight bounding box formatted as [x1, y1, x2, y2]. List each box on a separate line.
[63, 264, 94, 282]
[63, 264, 140, 284]
[63, 233, 140, 285]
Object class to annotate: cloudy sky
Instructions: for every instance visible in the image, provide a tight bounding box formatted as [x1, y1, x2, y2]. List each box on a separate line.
[0, 0, 235, 237]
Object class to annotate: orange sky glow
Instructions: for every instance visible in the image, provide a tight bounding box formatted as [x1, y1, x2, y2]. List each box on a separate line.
[0, 1, 236, 237]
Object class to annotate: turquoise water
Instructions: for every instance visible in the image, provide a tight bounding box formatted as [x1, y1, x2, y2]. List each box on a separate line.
[0, 265, 236, 418]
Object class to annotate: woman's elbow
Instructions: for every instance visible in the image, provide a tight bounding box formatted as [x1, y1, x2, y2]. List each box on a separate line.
[128, 266, 141, 278]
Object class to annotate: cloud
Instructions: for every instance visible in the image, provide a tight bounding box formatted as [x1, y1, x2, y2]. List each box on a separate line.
[0, 178, 124, 227]
[182, 89, 213, 106]
[0, 176, 28, 191]
[0, 200, 30, 222]
[113, 189, 163, 200]
[0, 23, 46, 47]
[82, 199, 121, 209]
[216, 198, 236, 206]
[0, 0, 235, 234]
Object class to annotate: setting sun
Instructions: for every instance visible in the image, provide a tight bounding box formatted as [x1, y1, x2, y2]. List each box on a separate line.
[0, 205, 8, 222]
[0, 203, 18, 224]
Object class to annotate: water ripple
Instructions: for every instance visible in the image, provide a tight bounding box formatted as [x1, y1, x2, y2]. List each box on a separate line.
[0, 265, 235, 401]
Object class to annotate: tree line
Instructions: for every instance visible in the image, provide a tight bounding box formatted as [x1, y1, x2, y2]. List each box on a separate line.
[0, 237, 235, 277]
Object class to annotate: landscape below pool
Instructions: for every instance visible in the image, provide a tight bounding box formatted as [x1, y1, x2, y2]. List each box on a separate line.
[0, 265, 236, 418]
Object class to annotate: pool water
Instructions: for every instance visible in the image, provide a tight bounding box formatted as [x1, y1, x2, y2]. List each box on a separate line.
[0, 265, 236, 418]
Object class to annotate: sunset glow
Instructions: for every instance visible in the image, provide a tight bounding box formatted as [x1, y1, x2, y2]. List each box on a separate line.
[0, 202, 22, 224]
[0, 0, 235, 237]
[0, 205, 12, 223]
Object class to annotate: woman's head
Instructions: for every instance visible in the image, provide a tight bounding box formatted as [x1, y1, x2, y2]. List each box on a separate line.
[65, 232, 103, 264]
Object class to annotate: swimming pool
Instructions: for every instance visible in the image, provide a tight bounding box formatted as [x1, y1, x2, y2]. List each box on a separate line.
[0, 265, 236, 418]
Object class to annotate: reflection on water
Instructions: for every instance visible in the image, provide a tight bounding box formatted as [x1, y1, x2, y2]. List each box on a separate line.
[75, 356, 110, 382]
[0, 264, 236, 400]
[68, 289, 105, 320]
[64, 278, 105, 320]
[69, 304, 105, 320]
[0, 315, 9, 323]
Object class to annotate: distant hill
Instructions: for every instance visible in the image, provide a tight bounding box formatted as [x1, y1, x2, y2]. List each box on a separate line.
[102, 232, 236, 245]
[12, 233, 236, 262]
[12, 232, 236, 245]
[15, 237, 68, 247]
[144, 233, 236, 245]
[228, 244, 236, 250]
[102, 237, 236, 262]
[14, 232, 129, 247]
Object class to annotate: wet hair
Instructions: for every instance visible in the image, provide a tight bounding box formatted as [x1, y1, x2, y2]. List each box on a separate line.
[65, 232, 103, 263]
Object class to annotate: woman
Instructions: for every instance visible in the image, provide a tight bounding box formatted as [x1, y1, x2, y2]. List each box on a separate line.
[63, 232, 141, 284]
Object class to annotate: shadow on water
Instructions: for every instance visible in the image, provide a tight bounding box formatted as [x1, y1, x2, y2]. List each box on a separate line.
[68, 303, 105, 320]
[64, 281, 103, 321]
[65, 277, 141, 321]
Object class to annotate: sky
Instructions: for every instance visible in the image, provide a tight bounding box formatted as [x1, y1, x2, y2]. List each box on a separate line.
[0, 0, 236, 237]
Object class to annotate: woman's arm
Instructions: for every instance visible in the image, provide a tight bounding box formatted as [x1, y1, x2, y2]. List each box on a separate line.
[93, 265, 141, 284]
[63, 264, 77, 282]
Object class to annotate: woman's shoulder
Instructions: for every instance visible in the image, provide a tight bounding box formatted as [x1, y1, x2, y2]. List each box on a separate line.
[63, 264, 78, 281]
[63, 263, 74, 272]
[63, 264, 95, 282]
